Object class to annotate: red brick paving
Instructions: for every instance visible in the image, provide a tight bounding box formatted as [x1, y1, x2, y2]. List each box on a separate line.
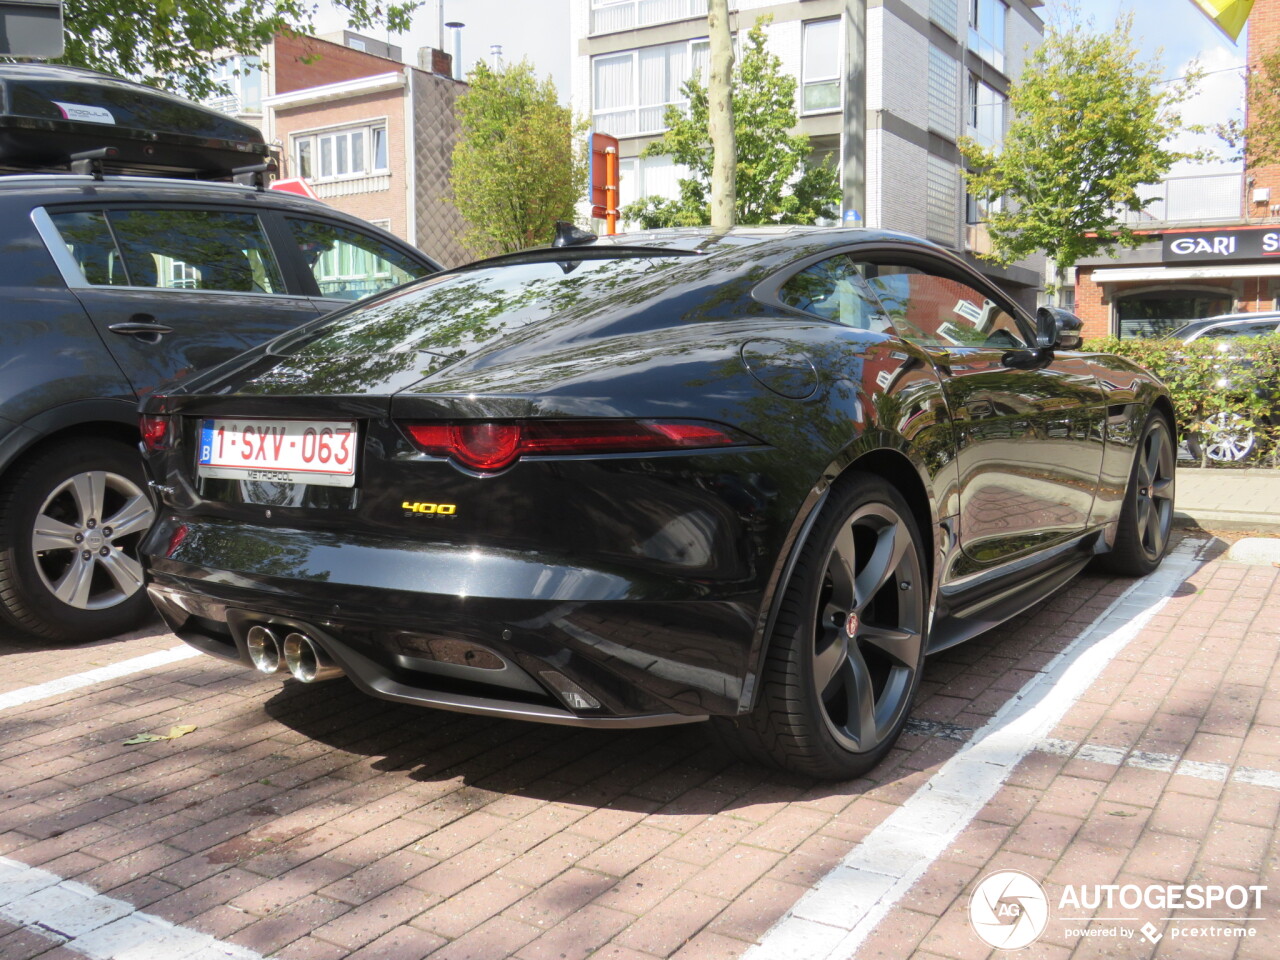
[0, 538, 1276, 959]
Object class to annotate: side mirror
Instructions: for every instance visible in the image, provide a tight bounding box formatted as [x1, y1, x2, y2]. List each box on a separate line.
[1035, 306, 1084, 352]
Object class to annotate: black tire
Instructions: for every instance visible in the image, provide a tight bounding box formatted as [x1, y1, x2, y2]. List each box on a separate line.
[1095, 411, 1175, 577]
[717, 473, 929, 779]
[0, 439, 156, 642]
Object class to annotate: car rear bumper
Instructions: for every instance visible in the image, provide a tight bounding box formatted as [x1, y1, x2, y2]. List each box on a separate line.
[144, 517, 760, 726]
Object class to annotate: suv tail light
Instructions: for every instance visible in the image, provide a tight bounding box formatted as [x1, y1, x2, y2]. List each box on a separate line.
[401, 419, 751, 472]
[139, 414, 171, 452]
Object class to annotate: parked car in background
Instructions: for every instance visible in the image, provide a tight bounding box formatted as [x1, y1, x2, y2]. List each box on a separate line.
[0, 63, 440, 642]
[139, 225, 1174, 779]
[1167, 312, 1280, 343]
[1167, 313, 1280, 462]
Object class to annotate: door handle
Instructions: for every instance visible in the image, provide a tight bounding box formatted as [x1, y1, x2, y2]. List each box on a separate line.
[108, 318, 174, 339]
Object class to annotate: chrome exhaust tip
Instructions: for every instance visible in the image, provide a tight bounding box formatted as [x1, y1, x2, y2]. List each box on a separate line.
[246, 625, 283, 674]
[283, 632, 344, 683]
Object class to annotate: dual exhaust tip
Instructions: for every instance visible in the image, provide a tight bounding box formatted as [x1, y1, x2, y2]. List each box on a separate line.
[247, 625, 344, 683]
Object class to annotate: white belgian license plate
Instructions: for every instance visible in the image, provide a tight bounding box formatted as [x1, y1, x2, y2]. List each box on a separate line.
[197, 419, 357, 488]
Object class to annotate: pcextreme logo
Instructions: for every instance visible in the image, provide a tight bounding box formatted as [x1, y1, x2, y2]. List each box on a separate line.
[401, 501, 457, 516]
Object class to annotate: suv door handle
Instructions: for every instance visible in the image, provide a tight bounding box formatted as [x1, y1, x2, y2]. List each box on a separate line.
[108, 319, 174, 338]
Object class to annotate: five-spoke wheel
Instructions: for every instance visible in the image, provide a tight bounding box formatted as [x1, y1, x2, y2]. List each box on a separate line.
[1097, 412, 1175, 577]
[812, 501, 923, 755]
[722, 473, 927, 779]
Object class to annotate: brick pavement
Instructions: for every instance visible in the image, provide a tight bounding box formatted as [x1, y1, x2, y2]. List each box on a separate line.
[0, 535, 1275, 959]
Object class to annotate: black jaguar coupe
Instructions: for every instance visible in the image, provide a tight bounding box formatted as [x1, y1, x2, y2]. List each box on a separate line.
[138, 226, 1175, 778]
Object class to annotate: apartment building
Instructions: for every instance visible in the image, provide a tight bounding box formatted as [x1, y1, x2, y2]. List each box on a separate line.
[570, 0, 1045, 305]
[203, 32, 469, 266]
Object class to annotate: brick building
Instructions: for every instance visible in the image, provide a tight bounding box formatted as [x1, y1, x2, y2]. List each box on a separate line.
[1069, 2, 1280, 340]
[204, 32, 469, 266]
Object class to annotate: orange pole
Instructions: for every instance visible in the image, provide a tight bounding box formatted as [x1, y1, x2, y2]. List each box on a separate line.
[605, 147, 618, 235]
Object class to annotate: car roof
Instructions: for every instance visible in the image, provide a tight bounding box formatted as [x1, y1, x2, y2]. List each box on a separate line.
[0, 173, 439, 261]
[1192, 316, 1280, 335]
[0, 173, 314, 209]
[469, 225, 964, 277]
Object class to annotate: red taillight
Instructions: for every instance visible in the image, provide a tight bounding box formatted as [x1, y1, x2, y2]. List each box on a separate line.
[139, 414, 170, 452]
[402, 419, 748, 471]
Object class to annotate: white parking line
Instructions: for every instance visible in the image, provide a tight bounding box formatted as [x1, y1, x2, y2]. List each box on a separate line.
[744, 538, 1207, 960]
[1039, 737, 1280, 790]
[0, 645, 199, 713]
[0, 856, 260, 959]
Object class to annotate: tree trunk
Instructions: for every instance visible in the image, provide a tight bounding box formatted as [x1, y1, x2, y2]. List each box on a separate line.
[707, 0, 735, 232]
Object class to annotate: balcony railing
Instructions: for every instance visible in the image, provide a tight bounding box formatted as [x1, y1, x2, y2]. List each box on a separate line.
[1115, 173, 1242, 226]
[591, 0, 708, 35]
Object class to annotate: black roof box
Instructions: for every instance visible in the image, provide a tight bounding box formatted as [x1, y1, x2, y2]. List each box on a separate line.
[0, 63, 269, 179]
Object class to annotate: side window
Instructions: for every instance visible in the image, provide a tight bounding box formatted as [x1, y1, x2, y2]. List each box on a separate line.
[46, 211, 129, 286]
[857, 263, 1027, 349]
[779, 255, 890, 332]
[105, 209, 284, 294]
[287, 218, 425, 301]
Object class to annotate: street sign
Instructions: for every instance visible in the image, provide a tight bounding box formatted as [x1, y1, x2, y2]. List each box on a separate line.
[270, 178, 320, 200]
[0, 0, 63, 58]
[589, 131, 619, 232]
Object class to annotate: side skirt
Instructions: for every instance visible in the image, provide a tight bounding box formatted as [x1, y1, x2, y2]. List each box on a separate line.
[927, 530, 1103, 655]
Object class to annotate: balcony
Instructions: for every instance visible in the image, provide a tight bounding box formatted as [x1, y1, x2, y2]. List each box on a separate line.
[590, 0, 708, 35]
[1115, 173, 1242, 226]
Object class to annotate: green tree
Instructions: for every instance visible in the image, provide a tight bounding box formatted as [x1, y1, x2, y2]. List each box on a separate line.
[622, 17, 840, 228]
[960, 14, 1201, 292]
[449, 60, 587, 257]
[48, 0, 418, 100]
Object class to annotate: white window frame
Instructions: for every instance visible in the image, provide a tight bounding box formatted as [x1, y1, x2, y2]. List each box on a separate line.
[591, 37, 711, 138]
[966, 74, 1005, 150]
[291, 120, 390, 183]
[801, 19, 842, 116]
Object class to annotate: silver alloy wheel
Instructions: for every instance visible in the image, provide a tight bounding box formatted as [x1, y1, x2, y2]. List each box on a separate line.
[1203, 411, 1256, 462]
[813, 501, 924, 753]
[30, 470, 155, 610]
[1135, 417, 1176, 562]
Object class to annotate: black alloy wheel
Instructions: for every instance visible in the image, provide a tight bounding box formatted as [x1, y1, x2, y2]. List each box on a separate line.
[1097, 412, 1175, 577]
[813, 500, 924, 753]
[721, 473, 928, 779]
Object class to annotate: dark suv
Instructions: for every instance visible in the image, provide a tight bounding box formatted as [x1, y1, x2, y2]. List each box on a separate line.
[0, 63, 440, 641]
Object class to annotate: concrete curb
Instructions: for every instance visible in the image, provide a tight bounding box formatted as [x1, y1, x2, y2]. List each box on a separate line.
[1174, 509, 1280, 534]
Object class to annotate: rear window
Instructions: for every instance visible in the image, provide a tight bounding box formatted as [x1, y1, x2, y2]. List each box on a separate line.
[274, 253, 691, 361]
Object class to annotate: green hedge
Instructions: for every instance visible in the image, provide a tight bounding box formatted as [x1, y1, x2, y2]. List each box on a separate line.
[1082, 333, 1280, 467]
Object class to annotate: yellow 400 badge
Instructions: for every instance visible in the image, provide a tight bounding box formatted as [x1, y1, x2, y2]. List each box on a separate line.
[402, 501, 457, 516]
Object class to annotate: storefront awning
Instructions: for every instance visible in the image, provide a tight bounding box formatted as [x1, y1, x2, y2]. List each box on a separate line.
[1090, 263, 1280, 284]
